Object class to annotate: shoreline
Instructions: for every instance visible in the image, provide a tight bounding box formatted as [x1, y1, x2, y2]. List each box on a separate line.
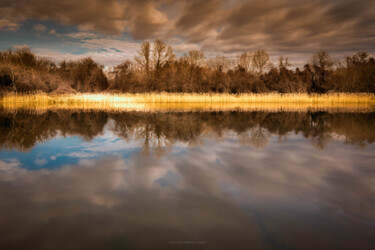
[1, 93, 374, 112]
[1, 92, 375, 103]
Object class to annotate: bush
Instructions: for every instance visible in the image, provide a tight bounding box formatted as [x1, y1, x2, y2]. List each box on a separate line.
[59, 57, 108, 92]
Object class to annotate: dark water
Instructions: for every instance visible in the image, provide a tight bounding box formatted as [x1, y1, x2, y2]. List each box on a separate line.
[0, 110, 375, 250]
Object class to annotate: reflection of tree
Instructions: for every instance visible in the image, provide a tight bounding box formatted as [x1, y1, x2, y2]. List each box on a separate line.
[59, 111, 108, 141]
[239, 126, 270, 149]
[251, 126, 270, 149]
[330, 113, 375, 148]
[111, 113, 173, 156]
[109, 111, 375, 151]
[0, 110, 58, 151]
[0, 110, 107, 151]
[0, 110, 374, 153]
[311, 133, 332, 149]
[306, 112, 332, 149]
[135, 123, 170, 157]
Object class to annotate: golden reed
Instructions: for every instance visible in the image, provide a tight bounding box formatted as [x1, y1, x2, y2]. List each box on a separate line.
[1, 92, 375, 112]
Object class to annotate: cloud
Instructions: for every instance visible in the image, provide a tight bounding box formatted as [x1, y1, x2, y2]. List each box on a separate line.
[0, 159, 20, 170]
[127, 1, 170, 39]
[215, 0, 375, 53]
[12, 44, 29, 49]
[33, 23, 46, 32]
[0, 0, 374, 65]
[33, 37, 140, 65]
[0, 18, 19, 31]
[65, 32, 98, 39]
[34, 158, 47, 166]
[0, 0, 173, 37]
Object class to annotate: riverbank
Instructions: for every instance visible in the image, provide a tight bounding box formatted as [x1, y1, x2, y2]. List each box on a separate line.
[2, 92, 375, 103]
[1, 93, 375, 112]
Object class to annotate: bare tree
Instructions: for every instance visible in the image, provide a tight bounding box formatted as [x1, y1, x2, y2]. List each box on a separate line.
[187, 49, 205, 66]
[135, 41, 151, 77]
[278, 56, 291, 69]
[252, 49, 270, 74]
[207, 55, 232, 71]
[311, 50, 333, 70]
[152, 39, 175, 73]
[345, 51, 369, 67]
[238, 52, 252, 72]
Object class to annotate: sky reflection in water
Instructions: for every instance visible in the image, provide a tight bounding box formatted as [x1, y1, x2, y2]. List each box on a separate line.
[0, 110, 374, 250]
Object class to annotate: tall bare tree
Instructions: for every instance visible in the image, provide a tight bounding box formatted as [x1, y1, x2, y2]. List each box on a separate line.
[135, 41, 151, 77]
[311, 50, 333, 70]
[187, 49, 205, 66]
[152, 39, 175, 73]
[252, 49, 270, 74]
[238, 52, 252, 72]
[208, 55, 232, 71]
[278, 56, 291, 69]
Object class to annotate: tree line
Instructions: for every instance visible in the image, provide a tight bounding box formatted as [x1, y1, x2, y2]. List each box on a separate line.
[1, 40, 374, 94]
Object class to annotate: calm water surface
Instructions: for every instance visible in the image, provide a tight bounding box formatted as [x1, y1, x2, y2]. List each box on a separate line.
[0, 110, 374, 249]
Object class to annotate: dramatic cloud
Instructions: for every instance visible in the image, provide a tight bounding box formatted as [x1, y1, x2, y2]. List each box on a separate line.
[1, 0, 374, 65]
[0, 0, 172, 38]
[213, 0, 375, 54]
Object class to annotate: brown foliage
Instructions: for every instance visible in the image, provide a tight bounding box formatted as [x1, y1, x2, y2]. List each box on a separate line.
[58, 57, 108, 92]
[1, 44, 374, 94]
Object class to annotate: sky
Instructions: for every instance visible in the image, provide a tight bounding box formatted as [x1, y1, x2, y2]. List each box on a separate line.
[0, 0, 374, 67]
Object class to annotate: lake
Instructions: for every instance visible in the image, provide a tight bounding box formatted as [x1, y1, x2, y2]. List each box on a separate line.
[0, 109, 374, 249]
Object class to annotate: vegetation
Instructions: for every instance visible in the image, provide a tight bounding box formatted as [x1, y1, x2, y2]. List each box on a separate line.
[1, 93, 374, 113]
[2, 92, 374, 103]
[1, 41, 375, 95]
[0, 48, 106, 94]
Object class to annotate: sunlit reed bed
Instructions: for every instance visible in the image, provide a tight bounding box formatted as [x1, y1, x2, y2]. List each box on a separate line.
[2, 92, 375, 103]
[1, 93, 375, 112]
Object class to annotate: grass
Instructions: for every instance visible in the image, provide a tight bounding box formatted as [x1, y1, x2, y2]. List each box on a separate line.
[1, 92, 375, 112]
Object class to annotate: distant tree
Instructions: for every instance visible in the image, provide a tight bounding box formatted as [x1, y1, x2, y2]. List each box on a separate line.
[187, 49, 205, 66]
[252, 49, 269, 74]
[3, 42, 375, 94]
[311, 50, 333, 71]
[152, 39, 175, 74]
[334, 51, 375, 92]
[310, 50, 334, 93]
[63, 57, 108, 92]
[278, 56, 291, 70]
[135, 41, 151, 77]
[345, 51, 369, 67]
[110, 60, 139, 92]
[228, 66, 265, 93]
[238, 52, 252, 72]
[207, 55, 232, 71]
